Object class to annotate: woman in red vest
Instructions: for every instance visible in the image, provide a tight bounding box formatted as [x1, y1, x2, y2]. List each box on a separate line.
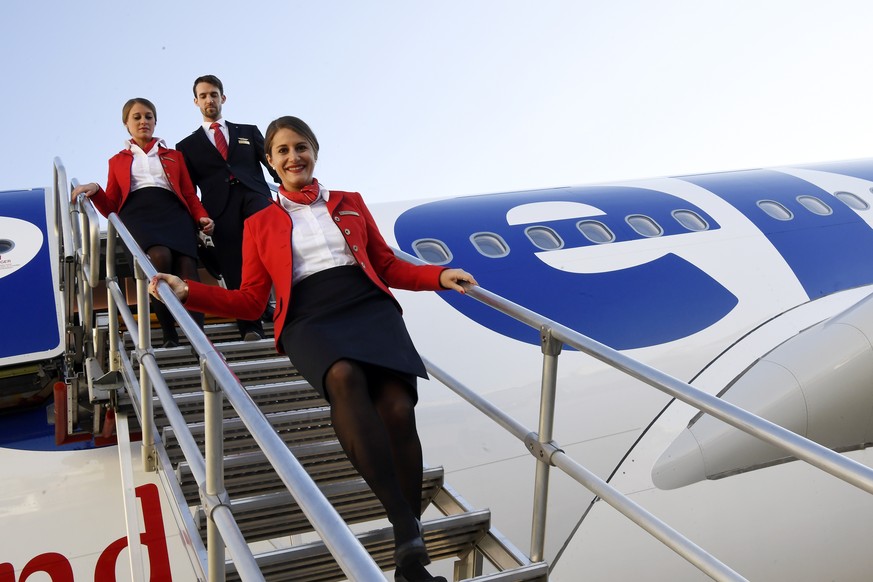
[73, 98, 214, 348]
[151, 116, 475, 582]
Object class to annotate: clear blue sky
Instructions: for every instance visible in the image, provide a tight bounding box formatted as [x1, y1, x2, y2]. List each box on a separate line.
[3, 1, 873, 202]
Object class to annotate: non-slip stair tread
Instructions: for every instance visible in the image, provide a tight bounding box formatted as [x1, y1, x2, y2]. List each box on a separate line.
[465, 563, 550, 582]
[176, 441, 355, 502]
[151, 380, 326, 428]
[162, 406, 336, 466]
[198, 466, 445, 543]
[225, 511, 492, 582]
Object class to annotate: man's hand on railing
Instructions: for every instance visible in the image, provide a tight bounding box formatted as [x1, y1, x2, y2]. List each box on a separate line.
[149, 273, 189, 304]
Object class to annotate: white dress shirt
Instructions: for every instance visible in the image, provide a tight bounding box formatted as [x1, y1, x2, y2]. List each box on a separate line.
[279, 182, 357, 284]
[126, 139, 172, 192]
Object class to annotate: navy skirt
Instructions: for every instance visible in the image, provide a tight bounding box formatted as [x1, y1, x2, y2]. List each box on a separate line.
[119, 186, 198, 259]
[279, 265, 427, 402]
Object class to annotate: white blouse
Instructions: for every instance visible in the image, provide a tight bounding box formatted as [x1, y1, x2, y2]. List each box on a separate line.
[279, 182, 357, 284]
[126, 139, 172, 192]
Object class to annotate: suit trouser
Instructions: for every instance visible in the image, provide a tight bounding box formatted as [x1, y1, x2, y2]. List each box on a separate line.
[212, 183, 272, 337]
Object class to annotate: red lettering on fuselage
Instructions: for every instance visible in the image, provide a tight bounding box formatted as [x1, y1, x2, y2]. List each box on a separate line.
[0, 484, 172, 581]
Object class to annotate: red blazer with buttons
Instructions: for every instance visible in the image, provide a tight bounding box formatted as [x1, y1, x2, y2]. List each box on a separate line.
[90, 144, 210, 223]
[184, 190, 446, 353]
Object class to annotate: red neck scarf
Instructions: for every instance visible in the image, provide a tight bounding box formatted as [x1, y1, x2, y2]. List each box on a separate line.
[131, 138, 159, 153]
[279, 179, 320, 205]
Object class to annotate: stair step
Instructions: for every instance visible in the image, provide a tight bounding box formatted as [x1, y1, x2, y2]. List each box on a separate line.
[225, 510, 492, 582]
[152, 379, 326, 428]
[143, 356, 298, 393]
[466, 563, 550, 582]
[125, 321, 275, 348]
[178, 440, 357, 502]
[163, 406, 334, 464]
[196, 466, 445, 543]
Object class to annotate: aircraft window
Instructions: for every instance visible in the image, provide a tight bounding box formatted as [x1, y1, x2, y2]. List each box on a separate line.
[525, 226, 563, 250]
[836, 191, 870, 210]
[626, 215, 663, 237]
[672, 210, 709, 231]
[796, 195, 832, 216]
[412, 239, 453, 265]
[470, 232, 509, 258]
[757, 200, 793, 221]
[577, 220, 615, 243]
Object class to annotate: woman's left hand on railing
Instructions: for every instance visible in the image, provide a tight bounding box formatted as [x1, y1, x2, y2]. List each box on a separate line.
[71, 182, 99, 201]
[149, 273, 189, 304]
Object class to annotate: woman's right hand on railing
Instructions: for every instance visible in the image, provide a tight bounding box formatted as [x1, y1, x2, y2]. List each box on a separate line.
[71, 182, 100, 201]
[149, 273, 189, 304]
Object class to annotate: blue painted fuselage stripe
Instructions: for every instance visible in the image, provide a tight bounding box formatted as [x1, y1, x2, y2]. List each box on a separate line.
[679, 169, 873, 298]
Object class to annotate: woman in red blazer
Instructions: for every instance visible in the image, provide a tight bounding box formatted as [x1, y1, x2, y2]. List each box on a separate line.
[73, 98, 214, 348]
[151, 116, 474, 582]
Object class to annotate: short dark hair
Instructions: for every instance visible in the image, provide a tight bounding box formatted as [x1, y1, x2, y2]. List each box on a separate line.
[122, 98, 157, 124]
[265, 116, 320, 159]
[192, 75, 224, 96]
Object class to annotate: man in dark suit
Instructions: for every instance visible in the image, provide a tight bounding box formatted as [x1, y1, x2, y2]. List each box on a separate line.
[176, 74, 279, 341]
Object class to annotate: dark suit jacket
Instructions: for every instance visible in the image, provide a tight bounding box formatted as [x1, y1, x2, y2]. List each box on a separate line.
[185, 190, 447, 353]
[176, 122, 279, 217]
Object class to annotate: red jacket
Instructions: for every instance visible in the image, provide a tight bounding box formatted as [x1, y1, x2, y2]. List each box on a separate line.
[185, 190, 446, 352]
[90, 144, 209, 223]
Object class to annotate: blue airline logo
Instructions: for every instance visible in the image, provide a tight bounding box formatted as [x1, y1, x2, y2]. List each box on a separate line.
[394, 166, 873, 350]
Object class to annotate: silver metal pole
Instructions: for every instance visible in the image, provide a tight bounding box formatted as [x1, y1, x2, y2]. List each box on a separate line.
[134, 254, 155, 472]
[203, 362, 227, 582]
[529, 327, 561, 561]
[105, 230, 120, 374]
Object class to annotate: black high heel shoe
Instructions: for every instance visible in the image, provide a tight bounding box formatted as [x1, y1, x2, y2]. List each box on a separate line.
[394, 519, 429, 568]
[393, 521, 447, 582]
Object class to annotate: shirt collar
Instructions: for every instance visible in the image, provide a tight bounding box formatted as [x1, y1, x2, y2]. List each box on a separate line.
[202, 118, 226, 132]
[124, 138, 167, 154]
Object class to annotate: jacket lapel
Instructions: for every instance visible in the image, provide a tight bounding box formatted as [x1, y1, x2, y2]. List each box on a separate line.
[226, 122, 239, 159]
[192, 125, 222, 162]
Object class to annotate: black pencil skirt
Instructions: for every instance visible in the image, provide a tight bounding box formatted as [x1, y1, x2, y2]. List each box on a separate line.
[119, 186, 199, 259]
[278, 265, 427, 402]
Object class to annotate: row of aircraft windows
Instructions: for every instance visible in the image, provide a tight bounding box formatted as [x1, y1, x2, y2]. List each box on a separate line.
[413, 190, 872, 264]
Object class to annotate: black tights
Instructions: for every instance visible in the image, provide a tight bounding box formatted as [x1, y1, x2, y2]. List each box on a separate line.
[147, 245, 203, 343]
[323, 359, 424, 545]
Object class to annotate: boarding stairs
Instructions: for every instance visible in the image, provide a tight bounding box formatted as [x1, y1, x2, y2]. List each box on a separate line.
[112, 320, 547, 582]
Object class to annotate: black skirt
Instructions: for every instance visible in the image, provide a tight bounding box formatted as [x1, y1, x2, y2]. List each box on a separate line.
[119, 186, 199, 259]
[279, 265, 427, 401]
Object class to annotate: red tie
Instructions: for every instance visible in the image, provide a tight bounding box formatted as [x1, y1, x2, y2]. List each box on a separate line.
[211, 122, 228, 160]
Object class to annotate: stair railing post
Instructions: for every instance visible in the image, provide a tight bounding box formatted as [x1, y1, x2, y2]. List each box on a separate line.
[104, 225, 120, 375]
[202, 361, 227, 582]
[530, 326, 562, 562]
[132, 249, 155, 472]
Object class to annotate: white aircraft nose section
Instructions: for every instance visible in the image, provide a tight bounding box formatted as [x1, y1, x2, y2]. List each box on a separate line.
[653, 293, 873, 490]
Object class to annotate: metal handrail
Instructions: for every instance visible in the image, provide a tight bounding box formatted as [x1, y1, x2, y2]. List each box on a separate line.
[424, 359, 746, 582]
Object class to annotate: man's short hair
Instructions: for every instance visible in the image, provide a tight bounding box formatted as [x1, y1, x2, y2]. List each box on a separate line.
[193, 75, 224, 96]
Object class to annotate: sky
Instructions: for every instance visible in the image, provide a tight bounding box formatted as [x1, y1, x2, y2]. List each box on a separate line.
[3, 1, 873, 203]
